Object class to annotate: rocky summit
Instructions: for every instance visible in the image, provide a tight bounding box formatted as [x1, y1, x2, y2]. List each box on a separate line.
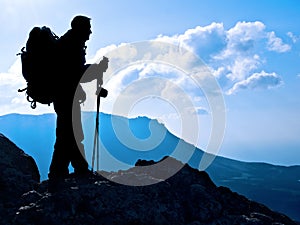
[0, 134, 298, 225]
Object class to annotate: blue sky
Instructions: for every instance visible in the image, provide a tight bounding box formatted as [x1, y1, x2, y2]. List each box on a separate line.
[0, 0, 300, 165]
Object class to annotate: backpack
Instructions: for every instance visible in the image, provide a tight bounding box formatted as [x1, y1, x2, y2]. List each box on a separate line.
[17, 26, 59, 109]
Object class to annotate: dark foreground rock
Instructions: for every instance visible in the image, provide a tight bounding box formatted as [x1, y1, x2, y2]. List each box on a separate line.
[0, 133, 40, 225]
[13, 158, 298, 225]
[0, 134, 298, 225]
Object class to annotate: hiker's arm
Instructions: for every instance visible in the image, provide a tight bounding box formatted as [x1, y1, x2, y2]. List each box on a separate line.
[80, 58, 108, 83]
[80, 62, 108, 98]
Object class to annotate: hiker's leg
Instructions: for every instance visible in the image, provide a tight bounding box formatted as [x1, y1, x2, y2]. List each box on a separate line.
[71, 102, 89, 174]
[70, 140, 89, 174]
[48, 109, 71, 179]
[48, 138, 70, 179]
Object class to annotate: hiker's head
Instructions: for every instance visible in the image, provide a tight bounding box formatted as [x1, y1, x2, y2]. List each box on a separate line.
[71, 15, 92, 41]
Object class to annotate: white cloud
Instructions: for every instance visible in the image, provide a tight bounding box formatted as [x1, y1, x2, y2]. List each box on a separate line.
[195, 21, 290, 92]
[155, 22, 226, 61]
[210, 21, 266, 72]
[226, 54, 261, 81]
[155, 34, 180, 46]
[87, 44, 119, 64]
[138, 62, 181, 78]
[267, 31, 291, 52]
[287, 32, 298, 43]
[0, 59, 54, 115]
[179, 22, 226, 55]
[225, 21, 266, 56]
[226, 71, 283, 95]
[209, 66, 226, 78]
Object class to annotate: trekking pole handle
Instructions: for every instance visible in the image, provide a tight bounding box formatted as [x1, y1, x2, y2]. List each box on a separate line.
[95, 56, 109, 97]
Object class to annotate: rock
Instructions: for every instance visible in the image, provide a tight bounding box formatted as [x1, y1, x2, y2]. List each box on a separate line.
[13, 158, 298, 225]
[0, 134, 297, 225]
[0, 133, 40, 225]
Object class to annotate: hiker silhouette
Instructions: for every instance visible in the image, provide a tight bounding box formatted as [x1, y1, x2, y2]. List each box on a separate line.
[48, 15, 108, 183]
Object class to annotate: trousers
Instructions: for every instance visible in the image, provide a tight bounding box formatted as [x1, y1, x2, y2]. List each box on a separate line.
[48, 99, 88, 179]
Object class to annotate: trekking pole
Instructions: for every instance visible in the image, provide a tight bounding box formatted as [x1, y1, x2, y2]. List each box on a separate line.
[92, 81, 102, 172]
[92, 56, 109, 172]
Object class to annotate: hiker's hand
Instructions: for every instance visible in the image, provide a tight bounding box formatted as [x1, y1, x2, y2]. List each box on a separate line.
[98, 56, 109, 73]
[99, 88, 108, 98]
